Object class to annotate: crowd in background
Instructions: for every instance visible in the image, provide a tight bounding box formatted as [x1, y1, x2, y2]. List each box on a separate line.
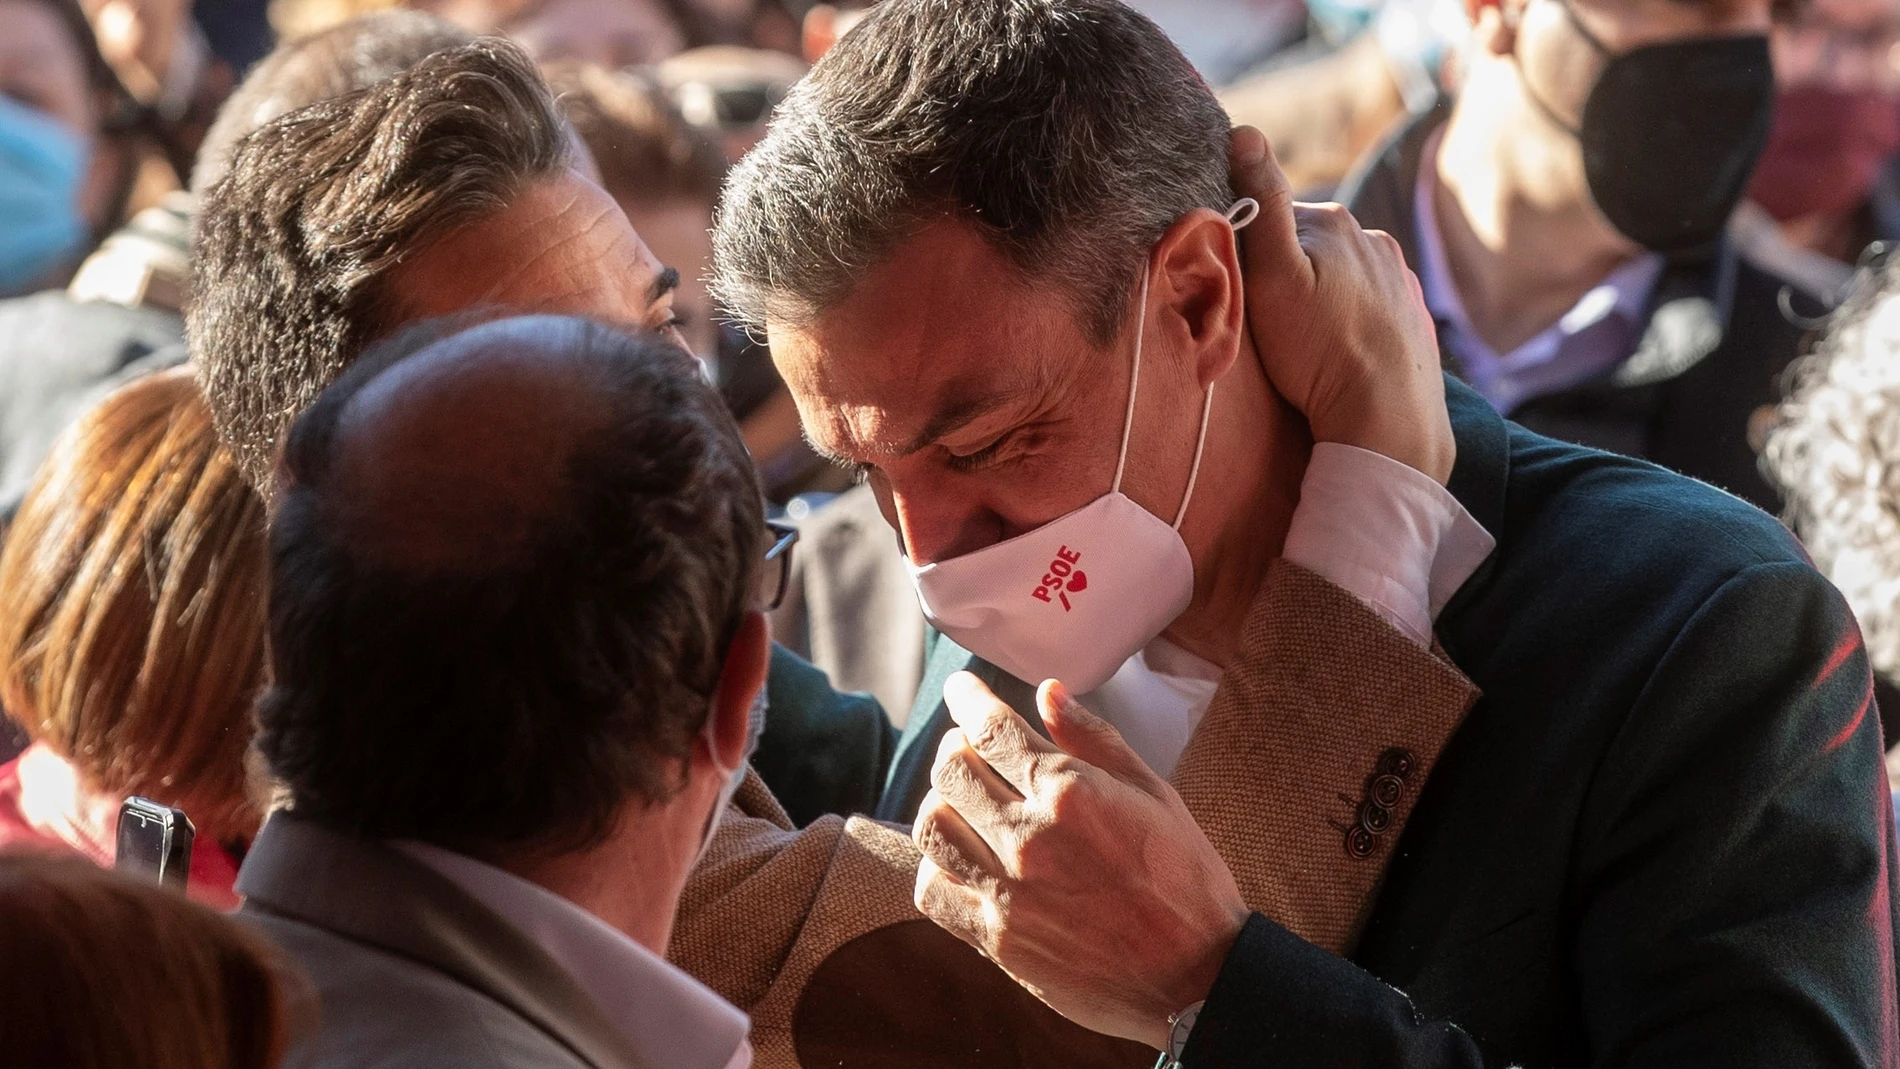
[1, 0, 1900, 1065]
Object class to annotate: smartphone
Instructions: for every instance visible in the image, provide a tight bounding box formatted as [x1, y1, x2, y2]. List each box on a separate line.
[115, 797, 194, 891]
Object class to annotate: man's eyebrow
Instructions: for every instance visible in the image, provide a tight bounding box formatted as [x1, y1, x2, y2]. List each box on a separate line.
[894, 389, 1022, 457]
[805, 388, 1022, 470]
[648, 267, 681, 303]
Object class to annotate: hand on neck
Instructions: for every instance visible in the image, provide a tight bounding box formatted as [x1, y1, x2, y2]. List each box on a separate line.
[1434, 65, 1644, 355]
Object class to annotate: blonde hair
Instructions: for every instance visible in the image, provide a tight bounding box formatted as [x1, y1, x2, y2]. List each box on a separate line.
[0, 850, 303, 1069]
[0, 368, 268, 845]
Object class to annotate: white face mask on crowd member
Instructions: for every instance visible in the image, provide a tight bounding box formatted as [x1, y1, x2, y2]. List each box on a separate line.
[694, 681, 766, 863]
[905, 199, 1259, 694]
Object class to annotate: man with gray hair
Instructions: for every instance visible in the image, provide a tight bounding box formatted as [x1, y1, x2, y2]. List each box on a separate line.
[715, 0, 1898, 1064]
[186, 23, 1501, 1065]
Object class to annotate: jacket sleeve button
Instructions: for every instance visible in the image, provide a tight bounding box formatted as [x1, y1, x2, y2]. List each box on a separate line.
[1378, 747, 1417, 779]
[1370, 773, 1405, 809]
[1345, 825, 1378, 859]
[1359, 800, 1392, 833]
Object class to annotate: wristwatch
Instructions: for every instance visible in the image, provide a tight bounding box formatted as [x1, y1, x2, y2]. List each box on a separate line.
[1152, 1000, 1204, 1069]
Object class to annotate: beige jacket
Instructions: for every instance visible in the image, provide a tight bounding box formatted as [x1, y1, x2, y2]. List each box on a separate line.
[672, 559, 1481, 1067]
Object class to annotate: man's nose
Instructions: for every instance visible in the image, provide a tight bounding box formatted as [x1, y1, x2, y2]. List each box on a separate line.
[889, 484, 1006, 565]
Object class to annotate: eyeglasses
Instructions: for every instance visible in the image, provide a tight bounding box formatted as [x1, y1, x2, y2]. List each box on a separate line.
[672, 79, 789, 130]
[762, 520, 799, 611]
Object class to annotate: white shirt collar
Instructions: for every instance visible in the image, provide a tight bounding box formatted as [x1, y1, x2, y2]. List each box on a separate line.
[393, 840, 751, 1069]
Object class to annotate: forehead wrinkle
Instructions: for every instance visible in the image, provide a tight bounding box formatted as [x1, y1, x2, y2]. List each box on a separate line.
[411, 176, 647, 322]
[496, 199, 627, 298]
[900, 321, 1074, 452]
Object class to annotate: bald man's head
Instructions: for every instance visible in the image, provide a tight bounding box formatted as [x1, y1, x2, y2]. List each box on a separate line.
[258, 315, 765, 851]
[323, 317, 624, 572]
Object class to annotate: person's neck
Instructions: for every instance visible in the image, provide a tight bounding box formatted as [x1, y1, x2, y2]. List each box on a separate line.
[497, 799, 704, 956]
[1433, 80, 1643, 355]
[1160, 337, 1309, 670]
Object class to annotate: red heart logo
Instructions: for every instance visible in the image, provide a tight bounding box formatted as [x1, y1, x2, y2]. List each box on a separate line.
[1067, 571, 1088, 593]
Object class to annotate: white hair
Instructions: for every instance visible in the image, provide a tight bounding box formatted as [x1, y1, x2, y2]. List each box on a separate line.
[1764, 260, 1900, 683]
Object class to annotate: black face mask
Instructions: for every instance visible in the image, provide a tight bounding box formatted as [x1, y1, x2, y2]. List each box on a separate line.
[1522, 0, 1774, 253]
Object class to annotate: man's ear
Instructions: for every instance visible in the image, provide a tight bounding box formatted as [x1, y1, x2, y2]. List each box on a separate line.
[1152, 207, 1245, 390]
[708, 610, 771, 772]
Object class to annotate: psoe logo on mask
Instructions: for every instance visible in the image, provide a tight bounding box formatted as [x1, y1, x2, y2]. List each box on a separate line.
[1031, 546, 1089, 611]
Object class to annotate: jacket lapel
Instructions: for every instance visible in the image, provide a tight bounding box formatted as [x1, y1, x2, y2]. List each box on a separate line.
[238, 814, 657, 1069]
[1342, 98, 1752, 416]
[878, 635, 1038, 822]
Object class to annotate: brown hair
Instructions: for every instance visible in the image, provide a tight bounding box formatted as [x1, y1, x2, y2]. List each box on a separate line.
[546, 61, 727, 208]
[0, 368, 268, 845]
[0, 850, 303, 1069]
[189, 36, 574, 497]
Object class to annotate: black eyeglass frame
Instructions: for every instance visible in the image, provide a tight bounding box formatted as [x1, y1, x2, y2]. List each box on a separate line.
[762, 520, 799, 611]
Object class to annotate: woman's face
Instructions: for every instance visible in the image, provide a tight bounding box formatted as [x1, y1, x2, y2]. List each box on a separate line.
[0, 1, 98, 143]
[0, 0, 118, 290]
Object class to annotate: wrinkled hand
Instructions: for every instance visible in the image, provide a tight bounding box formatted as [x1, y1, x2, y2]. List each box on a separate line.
[1230, 125, 1456, 484]
[912, 672, 1250, 1050]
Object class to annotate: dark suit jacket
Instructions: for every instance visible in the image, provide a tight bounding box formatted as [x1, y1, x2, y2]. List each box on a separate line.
[1180, 382, 1900, 1066]
[756, 644, 896, 828]
[1339, 103, 1824, 517]
[886, 380, 1899, 1067]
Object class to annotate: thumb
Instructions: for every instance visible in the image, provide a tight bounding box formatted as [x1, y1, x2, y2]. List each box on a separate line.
[1228, 125, 1309, 295]
[1039, 680, 1164, 791]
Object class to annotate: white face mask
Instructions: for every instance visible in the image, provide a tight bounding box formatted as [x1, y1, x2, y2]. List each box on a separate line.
[695, 680, 767, 863]
[905, 199, 1260, 694]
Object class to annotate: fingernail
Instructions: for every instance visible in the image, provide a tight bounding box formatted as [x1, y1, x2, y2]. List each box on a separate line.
[1233, 126, 1267, 164]
[1047, 680, 1078, 715]
[944, 671, 978, 701]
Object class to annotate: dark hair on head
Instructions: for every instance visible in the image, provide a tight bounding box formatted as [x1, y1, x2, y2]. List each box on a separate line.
[255, 316, 765, 855]
[188, 35, 573, 499]
[545, 61, 727, 208]
[0, 850, 307, 1069]
[190, 10, 475, 195]
[712, 0, 1233, 346]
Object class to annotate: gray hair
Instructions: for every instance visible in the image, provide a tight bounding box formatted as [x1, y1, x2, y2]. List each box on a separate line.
[1763, 256, 1900, 686]
[711, 0, 1233, 346]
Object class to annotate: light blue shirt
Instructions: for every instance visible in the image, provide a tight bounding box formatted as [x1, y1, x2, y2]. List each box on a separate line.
[1414, 131, 1665, 415]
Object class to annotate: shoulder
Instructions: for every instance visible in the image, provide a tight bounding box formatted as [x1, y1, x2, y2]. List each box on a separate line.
[0, 292, 181, 365]
[251, 914, 588, 1069]
[1453, 418, 1825, 665]
[1503, 421, 1801, 569]
[758, 643, 893, 825]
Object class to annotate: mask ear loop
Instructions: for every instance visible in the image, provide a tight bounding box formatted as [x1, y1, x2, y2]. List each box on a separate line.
[1168, 198, 1260, 530]
[1109, 270, 1148, 495]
